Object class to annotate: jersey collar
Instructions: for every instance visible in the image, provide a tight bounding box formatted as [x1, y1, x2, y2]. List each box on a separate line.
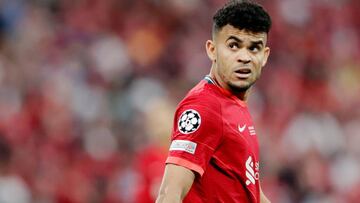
[204, 75, 247, 107]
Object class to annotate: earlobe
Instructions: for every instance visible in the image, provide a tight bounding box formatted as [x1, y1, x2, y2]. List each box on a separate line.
[206, 40, 216, 62]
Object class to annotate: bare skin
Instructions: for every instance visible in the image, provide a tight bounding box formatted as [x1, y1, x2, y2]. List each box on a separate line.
[206, 25, 270, 101]
[156, 164, 195, 203]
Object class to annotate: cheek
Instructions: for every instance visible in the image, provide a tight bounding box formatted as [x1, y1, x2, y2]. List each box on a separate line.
[254, 55, 265, 69]
[258, 52, 267, 64]
[217, 51, 232, 73]
[255, 67, 263, 77]
[222, 53, 235, 70]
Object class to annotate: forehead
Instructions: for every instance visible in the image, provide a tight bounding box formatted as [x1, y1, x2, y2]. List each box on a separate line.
[215, 24, 267, 43]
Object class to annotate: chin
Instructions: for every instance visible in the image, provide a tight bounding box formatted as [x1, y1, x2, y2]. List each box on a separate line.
[228, 83, 251, 93]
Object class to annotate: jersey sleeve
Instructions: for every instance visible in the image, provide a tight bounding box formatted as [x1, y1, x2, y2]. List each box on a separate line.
[166, 95, 223, 176]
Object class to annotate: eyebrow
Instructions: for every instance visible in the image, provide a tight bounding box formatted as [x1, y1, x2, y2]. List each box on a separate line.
[226, 36, 264, 47]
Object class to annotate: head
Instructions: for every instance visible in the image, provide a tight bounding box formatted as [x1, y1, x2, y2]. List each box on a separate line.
[206, 0, 271, 99]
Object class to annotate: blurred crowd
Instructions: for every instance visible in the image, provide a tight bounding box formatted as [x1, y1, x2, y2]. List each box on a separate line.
[0, 0, 359, 202]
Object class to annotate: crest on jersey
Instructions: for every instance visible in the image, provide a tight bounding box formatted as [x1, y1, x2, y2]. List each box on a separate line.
[178, 109, 201, 134]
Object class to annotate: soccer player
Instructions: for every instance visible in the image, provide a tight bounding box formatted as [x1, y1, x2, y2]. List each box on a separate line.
[156, 1, 272, 202]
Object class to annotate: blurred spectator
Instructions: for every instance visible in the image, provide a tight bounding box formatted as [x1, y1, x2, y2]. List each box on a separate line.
[0, 0, 359, 202]
[0, 135, 31, 203]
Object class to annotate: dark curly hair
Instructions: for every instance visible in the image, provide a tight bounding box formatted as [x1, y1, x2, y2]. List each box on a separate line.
[213, 0, 271, 35]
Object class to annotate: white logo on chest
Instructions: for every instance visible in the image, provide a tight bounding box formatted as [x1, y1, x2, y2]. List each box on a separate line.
[238, 124, 247, 133]
[248, 126, 256, 136]
[238, 124, 256, 135]
[245, 156, 260, 186]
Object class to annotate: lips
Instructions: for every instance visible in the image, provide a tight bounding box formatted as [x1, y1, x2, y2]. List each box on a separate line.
[234, 68, 252, 78]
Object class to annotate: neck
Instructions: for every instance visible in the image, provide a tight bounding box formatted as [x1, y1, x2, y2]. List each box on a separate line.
[209, 66, 250, 101]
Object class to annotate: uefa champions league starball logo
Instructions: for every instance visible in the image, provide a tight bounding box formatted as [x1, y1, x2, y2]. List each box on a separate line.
[178, 109, 201, 134]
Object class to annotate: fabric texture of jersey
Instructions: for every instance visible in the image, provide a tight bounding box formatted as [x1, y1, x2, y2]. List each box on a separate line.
[166, 76, 260, 203]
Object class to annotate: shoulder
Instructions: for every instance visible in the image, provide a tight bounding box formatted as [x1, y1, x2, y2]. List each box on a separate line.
[174, 82, 223, 132]
[170, 81, 224, 147]
[179, 81, 222, 112]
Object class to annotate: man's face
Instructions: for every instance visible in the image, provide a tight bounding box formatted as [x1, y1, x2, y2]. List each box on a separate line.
[206, 25, 270, 93]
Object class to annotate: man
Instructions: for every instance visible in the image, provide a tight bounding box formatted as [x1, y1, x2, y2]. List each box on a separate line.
[156, 1, 272, 202]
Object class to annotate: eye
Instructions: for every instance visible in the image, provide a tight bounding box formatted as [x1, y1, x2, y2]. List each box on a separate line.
[228, 42, 239, 50]
[249, 45, 260, 53]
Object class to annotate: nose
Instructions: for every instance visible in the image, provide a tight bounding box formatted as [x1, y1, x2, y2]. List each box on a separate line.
[237, 48, 251, 64]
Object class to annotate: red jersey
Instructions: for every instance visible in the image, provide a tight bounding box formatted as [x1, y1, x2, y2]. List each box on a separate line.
[166, 76, 260, 203]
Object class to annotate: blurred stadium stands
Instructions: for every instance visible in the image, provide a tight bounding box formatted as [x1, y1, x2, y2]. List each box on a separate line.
[0, 0, 359, 202]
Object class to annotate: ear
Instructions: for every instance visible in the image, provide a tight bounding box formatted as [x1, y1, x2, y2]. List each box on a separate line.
[262, 47, 270, 67]
[206, 40, 216, 62]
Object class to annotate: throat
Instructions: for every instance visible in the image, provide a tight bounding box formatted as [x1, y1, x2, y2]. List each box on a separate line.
[228, 84, 249, 101]
[208, 72, 249, 101]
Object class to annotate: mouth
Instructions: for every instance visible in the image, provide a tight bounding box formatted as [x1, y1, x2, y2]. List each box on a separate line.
[234, 68, 252, 79]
